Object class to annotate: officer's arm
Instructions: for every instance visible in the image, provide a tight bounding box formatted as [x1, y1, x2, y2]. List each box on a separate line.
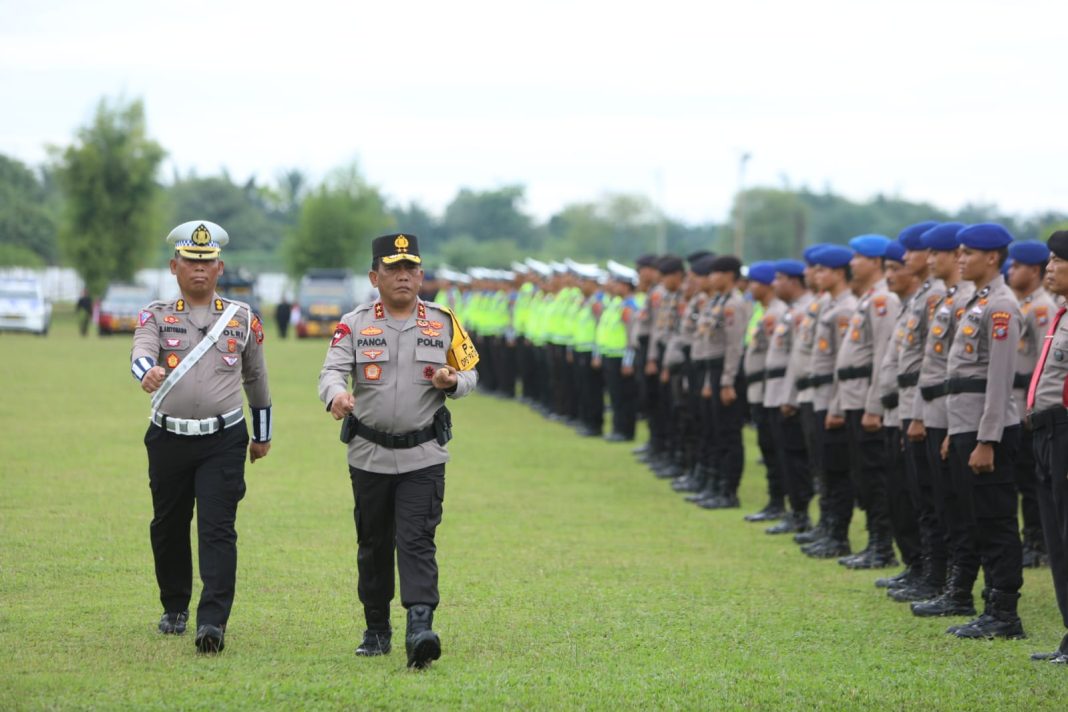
[720, 300, 748, 387]
[443, 309, 478, 399]
[130, 306, 158, 383]
[319, 318, 356, 411]
[977, 304, 1020, 443]
[864, 298, 899, 415]
[241, 311, 272, 443]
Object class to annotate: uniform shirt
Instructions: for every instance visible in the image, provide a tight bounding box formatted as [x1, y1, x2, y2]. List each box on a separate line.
[896, 279, 943, 422]
[784, 292, 827, 407]
[648, 287, 680, 364]
[809, 289, 858, 412]
[746, 299, 785, 406]
[131, 294, 270, 419]
[701, 289, 750, 387]
[912, 281, 976, 429]
[1031, 303, 1068, 412]
[830, 279, 899, 417]
[878, 293, 916, 429]
[946, 276, 1020, 440]
[318, 299, 478, 474]
[631, 287, 656, 346]
[664, 292, 706, 368]
[1013, 287, 1057, 421]
[765, 292, 815, 409]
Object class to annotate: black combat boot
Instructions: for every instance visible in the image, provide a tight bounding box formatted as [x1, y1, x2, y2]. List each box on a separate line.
[767, 511, 811, 535]
[888, 557, 945, 602]
[355, 608, 392, 656]
[910, 566, 976, 618]
[744, 500, 786, 522]
[953, 590, 1026, 640]
[672, 465, 704, 493]
[795, 516, 829, 545]
[158, 609, 189, 635]
[842, 532, 898, 570]
[875, 562, 920, 589]
[686, 467, 719, 503]
[1021, 533, 1047, 569]
[1031, 632, 1068, 661]
[405, 605, 441, 670]
[803, 536, 851, 559]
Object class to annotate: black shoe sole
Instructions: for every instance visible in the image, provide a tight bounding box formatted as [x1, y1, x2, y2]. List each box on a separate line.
[195, 630, 225, 654]
[407, 636, 441, 669]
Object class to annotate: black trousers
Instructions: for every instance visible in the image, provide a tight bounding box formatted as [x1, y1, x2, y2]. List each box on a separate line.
[709, 364, 745, 492]
[635, 336, 651, 420]
[646, 343, 668, 452]
[535, 346, 553, 411]
[947, 428, 1023, 593]
[903, 418, 947, 571]
[753, 405, 785, 507]
[349, 463, 445, 611]
[603, 356, 638, 439]
[818, 411, 855, 540]
[1014, 426, 1043, 545]
[1033, 416, 1068, 628]
[844, 410, 891, 539]
[145, 423, 248, 627]
[574, 351, 604, 434]
[883, 426, 921, 564]
[771, 408, 812, 513]
[495, 339, 517, 398]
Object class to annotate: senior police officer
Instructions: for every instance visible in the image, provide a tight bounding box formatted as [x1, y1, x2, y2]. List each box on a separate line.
[319, 233, 479, 669]
[132, 220, 272, 654]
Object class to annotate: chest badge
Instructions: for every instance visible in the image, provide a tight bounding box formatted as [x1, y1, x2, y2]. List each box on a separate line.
[363, 364, 382, 381]
[362, 349, 383, 360]
[422, 328, 441, 337]
[423, 365, 437, 380]
[227, 338, 238, 353]
[164, 315, 180, 324]
[360, 326, 383, 336]
[165, 338, 181, 348]
[166, 353, 180, 369]
[222, 355, 239, 367]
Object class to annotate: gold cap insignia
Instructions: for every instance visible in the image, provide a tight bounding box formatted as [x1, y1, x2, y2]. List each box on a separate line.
[192, 224, 212, 246]
[394, 235, 409, 252]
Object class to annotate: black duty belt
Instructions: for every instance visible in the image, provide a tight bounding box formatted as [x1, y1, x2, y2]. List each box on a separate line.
[837, 365, 873, 381]
[766, 367, 787, 379]
[1013, 373, 1031, 389]
[881, 392, 899, 410]
[707, 357, 725, 370]
[920, 382, 948, 401]
[946, 378, 987, 395]
[1030, 407, 1068, 431]
[747, 371, 766, 384]
[897, 372, 920, 388]
[340, 406, 452, 448]
[795, 376, 811, 390]
[809, 373, 835, 388]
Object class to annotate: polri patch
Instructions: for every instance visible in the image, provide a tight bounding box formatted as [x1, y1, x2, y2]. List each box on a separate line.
[873, 296, 887, 316]
[364, 363, 382, 381]
[227, 338, 238, 353]
[423, 365, 436, 380]
[992, 311, 1011, 341]
[332, 323, 352, 347]
[250, 316, 264, 344]
[166, 353, 180, 369]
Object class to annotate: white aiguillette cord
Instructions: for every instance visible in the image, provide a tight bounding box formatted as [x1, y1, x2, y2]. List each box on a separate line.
[151, 302, 241, 411]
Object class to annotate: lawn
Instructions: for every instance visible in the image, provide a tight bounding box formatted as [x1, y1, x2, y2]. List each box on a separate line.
[1, 311, 1064, 710]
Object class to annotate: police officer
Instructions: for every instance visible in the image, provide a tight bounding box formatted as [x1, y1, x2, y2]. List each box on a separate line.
[597, 261, 641, 442]
[1007, 240, 1057, 567]
[132, 220, 272, 654]
[1026, 230, 1068, 663]
[643, 256, 685, 474]
[318, 233, 479, 669]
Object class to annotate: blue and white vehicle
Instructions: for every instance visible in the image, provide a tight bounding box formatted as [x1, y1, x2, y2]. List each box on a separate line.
[0, 277, 52, 335]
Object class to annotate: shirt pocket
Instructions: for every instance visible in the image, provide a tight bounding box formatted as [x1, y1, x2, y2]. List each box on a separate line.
[956, 320, 982, 362]
[414, 346, 446, 384]
[355, 347, 391, 385]
[1050, 336, 1068, 366]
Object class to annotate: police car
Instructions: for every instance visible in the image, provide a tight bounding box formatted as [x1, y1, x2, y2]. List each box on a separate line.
[295, 269, 361, 338]
[0, 277, 52, 335]
[98, 283, 155, 335]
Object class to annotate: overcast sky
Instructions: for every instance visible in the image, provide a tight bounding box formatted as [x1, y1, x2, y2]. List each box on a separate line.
[2, 0, 1064, 225]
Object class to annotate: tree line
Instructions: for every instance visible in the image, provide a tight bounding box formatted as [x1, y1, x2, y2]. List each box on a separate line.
[2, 96, 1066, 297]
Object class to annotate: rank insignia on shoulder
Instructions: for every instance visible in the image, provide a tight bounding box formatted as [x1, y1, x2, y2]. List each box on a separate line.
[364, 363, 382, 381]
[374, 303, 385, 319]
[164, 315, 180, 324]
[214, 299, 225, 312]
[222, 355, 239, 366]
[166, 353, 180, 369]
[332, 323, 352, 347]
[175, 299, 185, 312]
[360, 326, 383, 336]
[139, 310, 155, 327]
[417, 303, 427, 319]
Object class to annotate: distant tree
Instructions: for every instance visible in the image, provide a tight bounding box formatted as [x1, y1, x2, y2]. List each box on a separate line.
[283, 163, 392, 277]
[438, 235, 522, 269]
[390, 201, 443, 247]
[0, 154, 60, 264]
[544, 193, 662, 262]
[51, 97, 164, 296]
[731, 188, 808, 261]
[442, 185, 538, 249]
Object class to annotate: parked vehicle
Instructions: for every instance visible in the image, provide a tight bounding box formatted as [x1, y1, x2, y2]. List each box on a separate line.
[217, 268, 261, 317]
[295, 269, 360, 338]
[98, 283, 155, 335]
[0, 277, 52, 335]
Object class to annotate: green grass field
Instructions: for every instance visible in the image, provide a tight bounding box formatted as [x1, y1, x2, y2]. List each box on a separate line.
[1, 311, 1065, 710]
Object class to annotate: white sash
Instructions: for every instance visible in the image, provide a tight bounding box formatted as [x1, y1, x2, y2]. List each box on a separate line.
[151, 302, 241, 411]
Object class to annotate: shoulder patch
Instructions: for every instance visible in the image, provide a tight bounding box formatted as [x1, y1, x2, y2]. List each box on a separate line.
[331, 322, 351, 347]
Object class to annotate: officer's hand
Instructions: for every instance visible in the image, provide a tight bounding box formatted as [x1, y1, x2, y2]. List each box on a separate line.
[861, 412, 882, 432]
[621, 364, 634, 377]
[659, 368, 670, 384]
[592, 356, 602, 369]
[566, 352, 575, 364]
[249, 441, 270, 463]
[330, 392, 356, 420]
[968, 442, 995, 474]
[940, 435, 950, 461]
[825, 413, 845, 430]
[701, 384, 713, 399]
[907, 419, 926, 442]
[720, 385, 736, 407]
[645, 361, 658, 376]
[781, 404, 798, 417]
[432, 365, 459, 390]
[140, 366, 167, 394]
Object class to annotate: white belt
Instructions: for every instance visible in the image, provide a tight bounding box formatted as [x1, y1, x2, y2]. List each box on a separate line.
[151, 408, 244, 436]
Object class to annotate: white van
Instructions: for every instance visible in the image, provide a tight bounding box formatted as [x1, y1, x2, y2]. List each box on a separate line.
[0, 277, 52, 335]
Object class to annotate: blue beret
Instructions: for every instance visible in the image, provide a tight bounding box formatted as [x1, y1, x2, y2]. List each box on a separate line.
[921, 222, 966, 251]
[747, 261, 776, 285]
[884, 241, 906, 263]
[848, 234, 892, 258]
[1007, 240, 1050, 265]
[774, 259, 806, 277]
[1001, 257, 1012, 277]
[898, 221, 940, 251]
[803, 243, 832, 265]
[958, 223, 1014, 251]
[811, 245, 853, 269]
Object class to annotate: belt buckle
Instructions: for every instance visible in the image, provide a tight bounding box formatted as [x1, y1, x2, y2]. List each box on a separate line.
[189, 419, 203, 436]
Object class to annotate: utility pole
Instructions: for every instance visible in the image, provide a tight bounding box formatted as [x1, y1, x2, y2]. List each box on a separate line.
[654, 169, 667, 254]
[733, 152, 751, 259]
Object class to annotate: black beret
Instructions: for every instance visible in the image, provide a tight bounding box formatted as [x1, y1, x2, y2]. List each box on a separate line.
[686, 249, 714, 266]
[635, 254, 659, 269]
[690, 255, 717, 276]
[709, 255, 743, 274]
[657, 255, 685, 274]
[1048, 231, 1068, 261]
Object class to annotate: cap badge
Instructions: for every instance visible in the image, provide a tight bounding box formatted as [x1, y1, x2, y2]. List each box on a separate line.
[394, 235, 409, 252]
[192, 224, 212, 246]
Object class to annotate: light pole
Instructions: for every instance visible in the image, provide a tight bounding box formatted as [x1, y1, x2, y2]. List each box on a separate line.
[733, 151, 751, 259]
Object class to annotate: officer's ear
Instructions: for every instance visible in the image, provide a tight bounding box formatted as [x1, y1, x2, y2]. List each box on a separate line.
[217, 259, 225, 276]
[368, 270, 380, 289]
[170, 257, 179, 275]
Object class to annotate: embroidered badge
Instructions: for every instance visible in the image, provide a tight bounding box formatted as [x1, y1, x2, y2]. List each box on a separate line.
[166, 353, 180, 369]
[417, 302, 426, 319]
[164, 315, 180, 324]
[374, 302, 385, 320]
[965, 342, 975, 354]
[139, 310, 154, 327]
[417, 319, 430, 327]
[222, 355, 239, 366]
[214, 298, 224, 312]
[932, 324, 945, 337]
[850, 329, 861, 342]
[873, 296, 887, 316]
[422, 328, 441, 337]
[961, 325, 976, 337]
[361, 349, 383, 360]
[955, 307, 965, 320]
[364, 363, 382, 381]
[228, 319, 240, 327]
[165, 338, 181, 348]
[227, 338, 237, 353]
[331, 323, 352, 347]
[429, 320, 443, 329]
[175, 299, 185, 312]
[1035, 306, 1049, 327]
[423, 365, 436, 380]
[934, 342, 944, 354]
[818, 338, 830, 352]
[251, 316, 264, 344]
[360, 326, 383, 336]
[992, 310, 1010, 341]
